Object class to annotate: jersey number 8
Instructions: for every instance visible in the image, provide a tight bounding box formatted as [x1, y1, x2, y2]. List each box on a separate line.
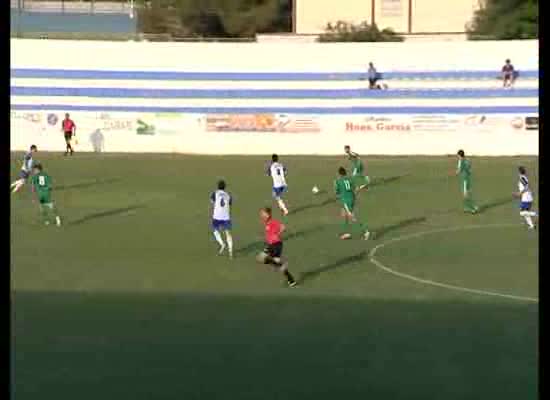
[38, 176, 46, 186]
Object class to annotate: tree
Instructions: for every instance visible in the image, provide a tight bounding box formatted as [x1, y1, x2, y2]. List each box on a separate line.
[467, 0, 538, 40]
[137, 0, 290, 38]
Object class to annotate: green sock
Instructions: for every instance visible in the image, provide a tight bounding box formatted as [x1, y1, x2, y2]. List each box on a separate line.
[44, 203, 58, 223]
[341, 219, 350, 234]
[464, 196, 477, 212]
[39, 205, 48, 224]
[352, 220, 367, 235]
[49, 203, 59, 218]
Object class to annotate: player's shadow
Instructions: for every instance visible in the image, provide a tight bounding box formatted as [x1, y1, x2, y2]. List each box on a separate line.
[368, 174, 410, 188]
[55, 178, 121, 191]
[288, 196, 336, 216]
[70, 205, 146, 226]
[373, 216, 427, 241]
[299, 251, 368, 284]
[235, 224, 327, 256]
[478, 197, 513, 213]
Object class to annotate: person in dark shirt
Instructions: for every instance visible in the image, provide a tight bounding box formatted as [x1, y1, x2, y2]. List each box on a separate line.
[502, 59, 516, 88]
[367, 62, 379, 89]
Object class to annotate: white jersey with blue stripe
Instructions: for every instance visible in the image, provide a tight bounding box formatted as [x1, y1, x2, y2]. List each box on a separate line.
[268, 162, 287, 188]
[210, 190, 232, 221]
[21, 151, 33, 173]
[518, 174, 534, 203]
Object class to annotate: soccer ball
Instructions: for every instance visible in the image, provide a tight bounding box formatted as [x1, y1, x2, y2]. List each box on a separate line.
[312, 186, 320, 194]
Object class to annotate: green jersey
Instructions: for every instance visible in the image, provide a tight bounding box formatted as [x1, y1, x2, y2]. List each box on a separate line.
[335, 176, 356, 212]
[31, 172, 53, 203]
[335, 176, 356, 200]
[457, 158, 472, 181]
[350, 155, 365, 176]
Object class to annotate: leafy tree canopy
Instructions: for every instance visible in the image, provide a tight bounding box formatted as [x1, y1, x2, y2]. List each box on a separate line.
[467, 0, 538, 40]
[137, 0, 291, 38]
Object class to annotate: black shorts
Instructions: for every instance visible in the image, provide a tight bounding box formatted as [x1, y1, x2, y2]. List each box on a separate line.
[64, 132, 73, 141]
[264, 242, 283, 258]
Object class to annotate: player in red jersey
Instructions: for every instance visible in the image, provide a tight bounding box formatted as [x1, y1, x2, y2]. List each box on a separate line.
[256, 207, 297, 287]
[62, 113, 76, 156]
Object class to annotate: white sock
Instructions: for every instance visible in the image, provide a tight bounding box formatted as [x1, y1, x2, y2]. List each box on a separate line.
[213, 230, 225, 247]
[520, 211, 535, 228]
[225, 231, 233, 254]
[277, 199, 288, 214]
[55, 216, 62, 226]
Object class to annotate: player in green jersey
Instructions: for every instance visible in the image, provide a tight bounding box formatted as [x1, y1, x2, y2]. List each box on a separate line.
[344, 145, 370, 191]
[334, 167, 370, 240]
[455, 150, 479, 214]
[31, 164, 62, 226]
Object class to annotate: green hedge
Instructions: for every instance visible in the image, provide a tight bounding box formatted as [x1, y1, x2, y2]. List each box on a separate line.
[318, 21, 403, 43]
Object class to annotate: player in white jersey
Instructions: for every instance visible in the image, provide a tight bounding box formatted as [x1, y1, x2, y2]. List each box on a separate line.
[514, 166, 537, 230]
[267, 154, 289, 216]
[210, 180, 234, 258]
[11, 145, 37, 193]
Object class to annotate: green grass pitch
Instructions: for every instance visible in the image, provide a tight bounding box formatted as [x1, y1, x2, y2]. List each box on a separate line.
[11, 153, 538, 400]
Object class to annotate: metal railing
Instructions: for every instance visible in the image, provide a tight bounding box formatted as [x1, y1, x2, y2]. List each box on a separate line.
[11, 0, 136, 37]
[11, 0, 132, 14]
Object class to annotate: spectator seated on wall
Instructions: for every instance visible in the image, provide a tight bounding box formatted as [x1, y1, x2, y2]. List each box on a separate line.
[360, 62, 387, 89]
[367, 62, 384, 89]
[501, 59, 519, 88]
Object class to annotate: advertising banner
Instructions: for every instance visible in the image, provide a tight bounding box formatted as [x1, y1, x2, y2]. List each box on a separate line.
[525, 116, 539, 130]
[205, 114, 320, 133]
[343, 114, 538, 134]
[11, 111, 538, 155]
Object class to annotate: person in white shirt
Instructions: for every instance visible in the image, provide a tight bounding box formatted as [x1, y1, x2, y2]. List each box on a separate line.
[11, 145, 37, 193]
[514, 166, 537, 230]
[267, 154, 289, 216]
[210, 180, 234, 258]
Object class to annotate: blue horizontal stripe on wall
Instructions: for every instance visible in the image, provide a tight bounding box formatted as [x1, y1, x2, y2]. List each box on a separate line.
[11, 68, 540, 81]
[11, 86, 539, 99]
[10, 104, 538, 114]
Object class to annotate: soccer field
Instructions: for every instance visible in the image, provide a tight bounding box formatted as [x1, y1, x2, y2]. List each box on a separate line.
[11, 153, 538, 400]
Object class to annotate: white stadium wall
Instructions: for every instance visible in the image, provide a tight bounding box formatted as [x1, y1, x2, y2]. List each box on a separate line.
[11, 39, 539, 156]
[295, 0, 481, 35]
[11, 39, 538, 71]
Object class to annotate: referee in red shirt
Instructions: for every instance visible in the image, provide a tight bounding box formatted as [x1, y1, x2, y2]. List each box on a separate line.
[256, 207, 297, 287]
[62, 113, 76, 156]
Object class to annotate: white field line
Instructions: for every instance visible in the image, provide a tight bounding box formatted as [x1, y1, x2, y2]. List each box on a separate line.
[368, 223, 539, 303]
